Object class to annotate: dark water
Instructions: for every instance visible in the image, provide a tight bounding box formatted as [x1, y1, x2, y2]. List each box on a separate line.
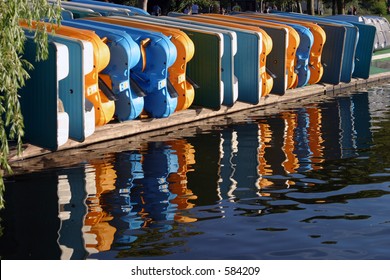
[1, 84, 390, 260]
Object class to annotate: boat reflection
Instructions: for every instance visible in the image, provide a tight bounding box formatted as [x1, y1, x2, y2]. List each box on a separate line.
[0, 91, 378, 259]
[57, 167, 88, 259]
[84, 160, 117, 254]
[166, 139, 198, 223]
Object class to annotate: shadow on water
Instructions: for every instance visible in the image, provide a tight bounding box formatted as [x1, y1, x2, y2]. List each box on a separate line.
[1, 85, 390, 259]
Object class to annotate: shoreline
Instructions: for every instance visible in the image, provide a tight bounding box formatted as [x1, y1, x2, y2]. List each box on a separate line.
[8, 69, 390, 173]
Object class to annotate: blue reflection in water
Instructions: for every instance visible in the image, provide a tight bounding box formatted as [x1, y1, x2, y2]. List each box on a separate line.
[230, 124, 261, 198]
[137, 142, 179, 227]
[352, 93, 372, 151]
[338, 96, 358, 159]
[57, 167, 89, 259]
[103, 142, 180, 249]
[1, 88, 390, 260]
[106, 151, 144, 246]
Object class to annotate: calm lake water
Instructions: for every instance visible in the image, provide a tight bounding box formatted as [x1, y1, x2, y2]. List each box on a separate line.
[1, 84, 390, 260]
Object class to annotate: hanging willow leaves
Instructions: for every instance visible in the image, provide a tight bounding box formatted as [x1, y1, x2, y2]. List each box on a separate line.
[0, 0, 62, 209]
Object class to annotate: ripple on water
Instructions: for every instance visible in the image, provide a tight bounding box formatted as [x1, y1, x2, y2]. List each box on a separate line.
[285, 182, 390, 201]
[369, 173, 390, 178]
[299, 178, 328, 184]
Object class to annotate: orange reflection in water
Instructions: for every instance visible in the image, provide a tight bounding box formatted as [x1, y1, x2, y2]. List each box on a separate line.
[85, 160, 117, 252]
[257, 120, 274, 188]
[281, 112, 299, 174]
[306, 107, 324, 170]
[256, 107, 325, 188]
[167, 140, 198, 223]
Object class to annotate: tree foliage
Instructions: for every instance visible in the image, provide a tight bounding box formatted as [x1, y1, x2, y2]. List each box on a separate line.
[171, 0, 216, 11]
[0, 0, 62, 209]
[321, 0, 389, 15]
[110, 0, 148, 10]
[112, 0, 218, 13]
[367, 0, 388, 15]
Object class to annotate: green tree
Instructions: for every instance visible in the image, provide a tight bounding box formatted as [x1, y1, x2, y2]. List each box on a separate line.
[322, 0, 389, 15]
[369, 0, 388, 14]
[172, 0, 216, 12]
[0, 0, 62, 209]
[110, 0, 148, 10]
[113, 0, 217, 13]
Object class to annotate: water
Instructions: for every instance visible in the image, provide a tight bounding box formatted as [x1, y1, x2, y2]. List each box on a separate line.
[1, 84, 390, 260]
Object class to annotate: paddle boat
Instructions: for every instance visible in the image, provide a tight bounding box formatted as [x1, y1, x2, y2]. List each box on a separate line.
[228, 13, 314, 87]
[326, 15, 378, 79]
[192, 13, 299, 91]
[20, 37, 70, 150]
[235, 12, 326, 85]
[77, 17, 179, 118]
[20, 20, 115, 126]
[97, 15, 227, 110]
[165, 13, 270, 101]
[270, 11, 359, 84]
[84, 16, 196, 112]
[61, 20, 145, 121]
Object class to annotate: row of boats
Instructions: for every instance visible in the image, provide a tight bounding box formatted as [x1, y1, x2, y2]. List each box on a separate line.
[19, 0, 381, 151]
